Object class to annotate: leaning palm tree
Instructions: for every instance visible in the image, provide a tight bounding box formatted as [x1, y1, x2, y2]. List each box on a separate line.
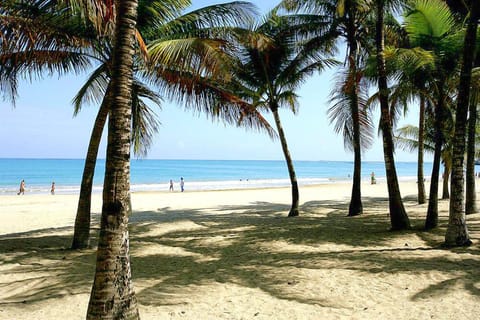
[228, 12, 337, 217]
[74, 0, 141, 317]
[71, 1, 263, 249]
[280, 0, 376, 217]
[445, 0, 478, 247]
[374, 0, 411, 230]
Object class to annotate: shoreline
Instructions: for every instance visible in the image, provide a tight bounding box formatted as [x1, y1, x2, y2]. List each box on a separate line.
[0, 175, 423, 196]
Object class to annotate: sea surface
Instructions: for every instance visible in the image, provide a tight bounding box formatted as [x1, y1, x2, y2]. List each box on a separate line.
[0, 158, 434, 195]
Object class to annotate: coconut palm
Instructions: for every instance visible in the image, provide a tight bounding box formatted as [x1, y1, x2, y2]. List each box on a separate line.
[64, 0, 142, 317]
[403, 0, 464, 229]
[71, 1, 261, 249]
[384, 44, 436, 204]
[280, 0, 376, 217]
[373, 0, 411, 230]
[1, 0, 268, 248]
[227, 11, 337, 217]
[395, 104, 455, 201]
[445, 1, 478, 247]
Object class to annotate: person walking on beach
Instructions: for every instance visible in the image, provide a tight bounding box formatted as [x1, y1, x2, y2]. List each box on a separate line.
[17, 179, 25, 195]
[169, 179, 174, 192]
[51, 182, 55, 195]
[371, 172, 376, 185]
[180, 177, 184, 192]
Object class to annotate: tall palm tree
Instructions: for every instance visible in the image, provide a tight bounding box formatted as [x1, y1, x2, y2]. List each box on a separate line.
[280, 0, 375, 217]
[445, 0, 478, 247]
[70, 1, 263, 249]
[384, 44, 436, 205]
[375, 0, 411, 230]
[229, 12, 337, 217]
[403, 0, 463, 229]
[74, 0, 141, 317]
[465, 54, 480, 215]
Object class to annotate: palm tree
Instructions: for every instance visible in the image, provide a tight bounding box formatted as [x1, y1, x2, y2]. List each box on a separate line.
[386, 45, 436, 205]
[395, 105, 455, 201]
[229, 12, 337, 217]
[444, 0, 478, 247]
[1, 0, 266, 249]
[70, 1, 263, 249]
[374, 0, 411, 230]
[280, 0, 375, 217]
[403, 0, 464, 229]
[465, 54, 480, 215]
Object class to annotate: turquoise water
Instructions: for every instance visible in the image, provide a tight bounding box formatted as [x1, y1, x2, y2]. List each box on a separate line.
[0, 158, 433, 195]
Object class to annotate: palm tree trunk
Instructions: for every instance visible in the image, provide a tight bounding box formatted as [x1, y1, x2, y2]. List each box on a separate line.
[417, 95, 426, 204]
[425, 84, 445, 230]
[87, 0, 140, 318]
[442, 162, 450, 199]
[71, 89, 110, 250]
[445, 2, 478, 247]
[271, 106, 299, 217]
[346, 5, 362, 217]
[375, 0, 410, 230]
[465, 93, 478, 214]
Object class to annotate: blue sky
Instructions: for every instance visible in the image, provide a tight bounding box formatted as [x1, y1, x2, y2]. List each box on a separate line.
[0, 0, 424, 162]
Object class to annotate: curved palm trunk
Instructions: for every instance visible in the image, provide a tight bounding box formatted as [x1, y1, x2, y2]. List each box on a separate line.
[376, 0, 410, 230]
[271, 107, 299, 217]
[445, 3, 478, 247]
[465, 93, 478, 214]
[417, 95, 426, 204]
[346, 4, 362, 217]
[71, 90, 110, 249]
[442, 162, 450, 199]
[425, 85, 445, 230]
[87, 0, 140, 318]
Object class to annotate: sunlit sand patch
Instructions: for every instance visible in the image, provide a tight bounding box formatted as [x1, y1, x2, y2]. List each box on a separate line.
[257, 239, 355, 254]
[133, 241, 204, 258]
[139, 220, 207, 238]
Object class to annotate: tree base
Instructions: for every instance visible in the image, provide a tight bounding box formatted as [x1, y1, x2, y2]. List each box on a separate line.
[288, 208, 299, 217]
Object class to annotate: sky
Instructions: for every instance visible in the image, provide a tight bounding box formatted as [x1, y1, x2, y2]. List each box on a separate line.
[0, 0, 425, 162]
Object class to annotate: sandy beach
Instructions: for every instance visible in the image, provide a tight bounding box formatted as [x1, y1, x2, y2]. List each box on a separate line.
[1, 180, 479, 319]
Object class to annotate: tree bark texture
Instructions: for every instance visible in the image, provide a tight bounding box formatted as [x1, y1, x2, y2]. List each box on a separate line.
[417, 95, 426, 204]
[376, 0, 410, 230]
[72, 93, 110, 250]
[442, 162, 450, 200]
[445, 2, 478, 247]
[346, 4, 363, 217]
[465, 93, 478, 214]
[271, 107, 300, 217]
[87, 0, 140, 318]
[425, 83, 445, 230]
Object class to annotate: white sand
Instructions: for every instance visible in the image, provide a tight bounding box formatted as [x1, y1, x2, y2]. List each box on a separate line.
[1, 181, 479, 319]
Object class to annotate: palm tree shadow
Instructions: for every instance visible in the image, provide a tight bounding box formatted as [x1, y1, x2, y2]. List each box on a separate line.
[1, 196, 479, 310]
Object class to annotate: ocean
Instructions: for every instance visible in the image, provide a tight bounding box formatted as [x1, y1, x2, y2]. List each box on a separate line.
[0, 158, 433, 195]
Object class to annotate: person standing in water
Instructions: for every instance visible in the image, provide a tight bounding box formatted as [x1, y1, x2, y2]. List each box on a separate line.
[17, 179, 25, 195]
[180, 177, 184, 192]
[51, 182, 55, 195]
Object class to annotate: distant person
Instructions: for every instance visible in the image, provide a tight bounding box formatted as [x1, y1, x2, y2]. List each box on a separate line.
[169, 179, 174, 192]
[17, 179, 25, 195]
[180, 177, 184, 192]
[51, 182, 55, 195]
[371, 172, 376, 185]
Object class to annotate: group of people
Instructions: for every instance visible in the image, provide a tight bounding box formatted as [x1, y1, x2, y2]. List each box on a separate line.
[17, 180, 55, 195]
[169, 177, 185, 192]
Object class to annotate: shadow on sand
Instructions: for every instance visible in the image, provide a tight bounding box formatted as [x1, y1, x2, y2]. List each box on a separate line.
[1, 196, 479, 309]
